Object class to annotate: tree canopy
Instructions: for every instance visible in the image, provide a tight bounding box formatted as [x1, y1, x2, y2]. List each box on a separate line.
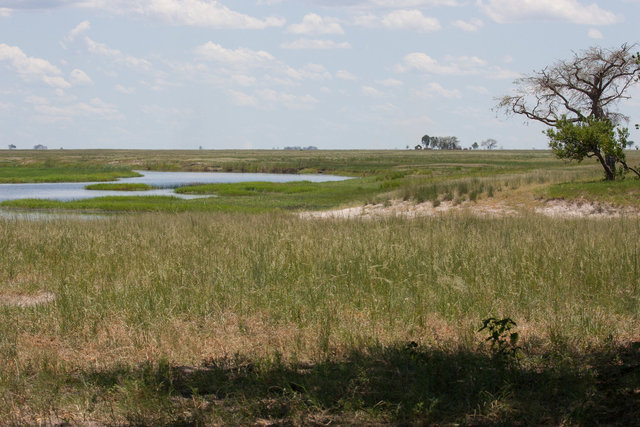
[497, 44, 640, 179]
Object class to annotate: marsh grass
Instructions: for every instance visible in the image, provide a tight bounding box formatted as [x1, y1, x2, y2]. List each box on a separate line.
[0, 165, 140, 183]
[0, 212, 639, 423]
[543, 178, 640, 207]
[84, 183, 155, 191]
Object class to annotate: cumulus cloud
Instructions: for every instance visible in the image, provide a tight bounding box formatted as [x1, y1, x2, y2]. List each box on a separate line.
[268, 0, 459, 8]
[416, 82, 462, 99]
[70, 68, 93, 85]
[588, 28, 603, 39]
[356, 9, 441, 31]
[84, 37, 153, 71]
[195, 42, 275, 66]
[280, 39, 351, 49]
[397, 53, 487, 74]
[77, 0, 285, 29]
[65, 20, 90, 43]
[115, 84, 136, 94]
[0, 43, 71, 88]
[478, 0, 621, 25]
[376, 78, 404, 87]
[361, 85, 384, 97]
[452, 17, 483, 31]
[28, 96, 122, 123]
[285, 63, 332, 81]
[287, 13, 344, 35]
[397, 52, 520, 80]
[228, 88, 318, 110]
[336, 70, 357, 80]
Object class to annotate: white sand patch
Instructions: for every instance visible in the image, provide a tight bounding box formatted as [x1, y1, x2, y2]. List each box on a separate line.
[0, 291, 55, 308]
[535, 199, 640, 218]
[301, 198, 640, 220]
[300, 199, 519, 220]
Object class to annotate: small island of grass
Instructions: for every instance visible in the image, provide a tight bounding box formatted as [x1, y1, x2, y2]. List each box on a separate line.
[84, 183, 155, 191]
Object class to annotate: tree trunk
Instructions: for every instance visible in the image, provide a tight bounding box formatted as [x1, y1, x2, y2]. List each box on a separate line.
[594, 151, 616, 180]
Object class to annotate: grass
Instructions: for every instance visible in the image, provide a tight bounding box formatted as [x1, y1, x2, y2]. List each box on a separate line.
[1, 149, 640, 423]
[1, 212, 639, 424]
[0, 164, 140, 183]
[2, 149, 631, 213]
[84, 183, 155, 191]
[542, 178, 640, 207]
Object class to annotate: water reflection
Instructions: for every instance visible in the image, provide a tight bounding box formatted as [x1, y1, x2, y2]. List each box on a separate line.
[0, 170, 349, 203]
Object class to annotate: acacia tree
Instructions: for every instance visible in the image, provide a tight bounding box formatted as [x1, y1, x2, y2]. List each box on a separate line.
[481, 138, 498, 150]
[497, 44, 640, 180]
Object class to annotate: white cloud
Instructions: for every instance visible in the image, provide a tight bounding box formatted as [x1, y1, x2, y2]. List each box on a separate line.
[287, 13, 344, 35]
[231, 74, 257, 86]
[356, 9, 441, 31]
[84, 37, 152, 71]
[588, 28, 603, 39]
[227, 89, 259, 107]
[29, 96, 122, 123]
[285, 63, 332, 81]
[276, 0, 459, 8]
[65, 20, 90, 43]
[478, 0, 621, 25]
[397, 52, 519, 80]
[280, 39, 351, 49]
[0, 44, 71, 88]
[70, 68, 93, 85]
[452, 17, 483, 31]
[78, 0, 285, 29]
[230, 88, 318, 109]
[195, 42, 275, 66]
[361, 85, 384, 97]
[336, 70, 357, 80]
[115, 84, 136, 94]
[416, 82, 461, 99]
[256, 89, 318, 109]
[377, 78, 403, 87]
[467, 85, 489, 94]
[398, 53, 486, 74]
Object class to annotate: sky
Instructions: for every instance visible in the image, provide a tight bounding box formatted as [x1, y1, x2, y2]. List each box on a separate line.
[0, 0, 639, 150]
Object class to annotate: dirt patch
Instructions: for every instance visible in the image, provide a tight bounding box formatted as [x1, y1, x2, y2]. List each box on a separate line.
[300, 199, 519, 220]
[0, 291, 55, 308]
[301, 198, 640, 220]
[535, 198, 640, 218]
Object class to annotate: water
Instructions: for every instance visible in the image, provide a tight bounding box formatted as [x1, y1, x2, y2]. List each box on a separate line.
[0, 170, 350, 203]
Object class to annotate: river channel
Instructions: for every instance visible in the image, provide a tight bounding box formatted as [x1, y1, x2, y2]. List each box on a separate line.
[0, 170, 350, 203]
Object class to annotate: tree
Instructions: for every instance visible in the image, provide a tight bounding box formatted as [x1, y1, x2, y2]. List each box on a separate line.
[497, 44, 640, 180]
[429, 136, 460, 150]
[481, 138, 498, 150]
[8, 144, 16, 150]
[421, 134, 430, 149]
[471, 142, 479, 150]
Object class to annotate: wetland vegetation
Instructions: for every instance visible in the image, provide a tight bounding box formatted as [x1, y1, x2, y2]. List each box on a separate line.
[0, 149, 639, 425]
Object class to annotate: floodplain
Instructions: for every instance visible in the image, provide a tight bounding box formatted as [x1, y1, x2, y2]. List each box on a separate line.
[0, 149, 639, 425]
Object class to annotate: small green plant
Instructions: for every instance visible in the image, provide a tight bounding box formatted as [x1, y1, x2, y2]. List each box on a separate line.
[478, 317, 521, 359]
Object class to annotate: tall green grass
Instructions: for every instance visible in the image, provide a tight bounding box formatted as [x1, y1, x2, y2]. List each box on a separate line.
[0, 212, 638, 423]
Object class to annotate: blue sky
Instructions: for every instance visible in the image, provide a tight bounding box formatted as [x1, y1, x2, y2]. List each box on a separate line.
[1, 0, 639, 150]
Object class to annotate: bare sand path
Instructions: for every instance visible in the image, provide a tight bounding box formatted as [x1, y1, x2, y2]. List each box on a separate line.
[300, 198, 640, 220]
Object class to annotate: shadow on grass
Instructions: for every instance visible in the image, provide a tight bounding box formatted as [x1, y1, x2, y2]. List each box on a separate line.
[77, 341, 640, 425]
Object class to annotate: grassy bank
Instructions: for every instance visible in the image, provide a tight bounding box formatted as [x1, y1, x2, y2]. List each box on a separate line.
[0, 165, 141, 183]
[542, 178, 640, 207]
[1, 212, 639, 424]
[84, 183, 155, 191]
[0, 149, 617, 213]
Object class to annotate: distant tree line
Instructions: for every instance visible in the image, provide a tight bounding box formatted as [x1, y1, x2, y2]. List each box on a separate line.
[418, 135, 461, 150]
[414, 136, 499, 150]
[283, 146, 318, 150]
